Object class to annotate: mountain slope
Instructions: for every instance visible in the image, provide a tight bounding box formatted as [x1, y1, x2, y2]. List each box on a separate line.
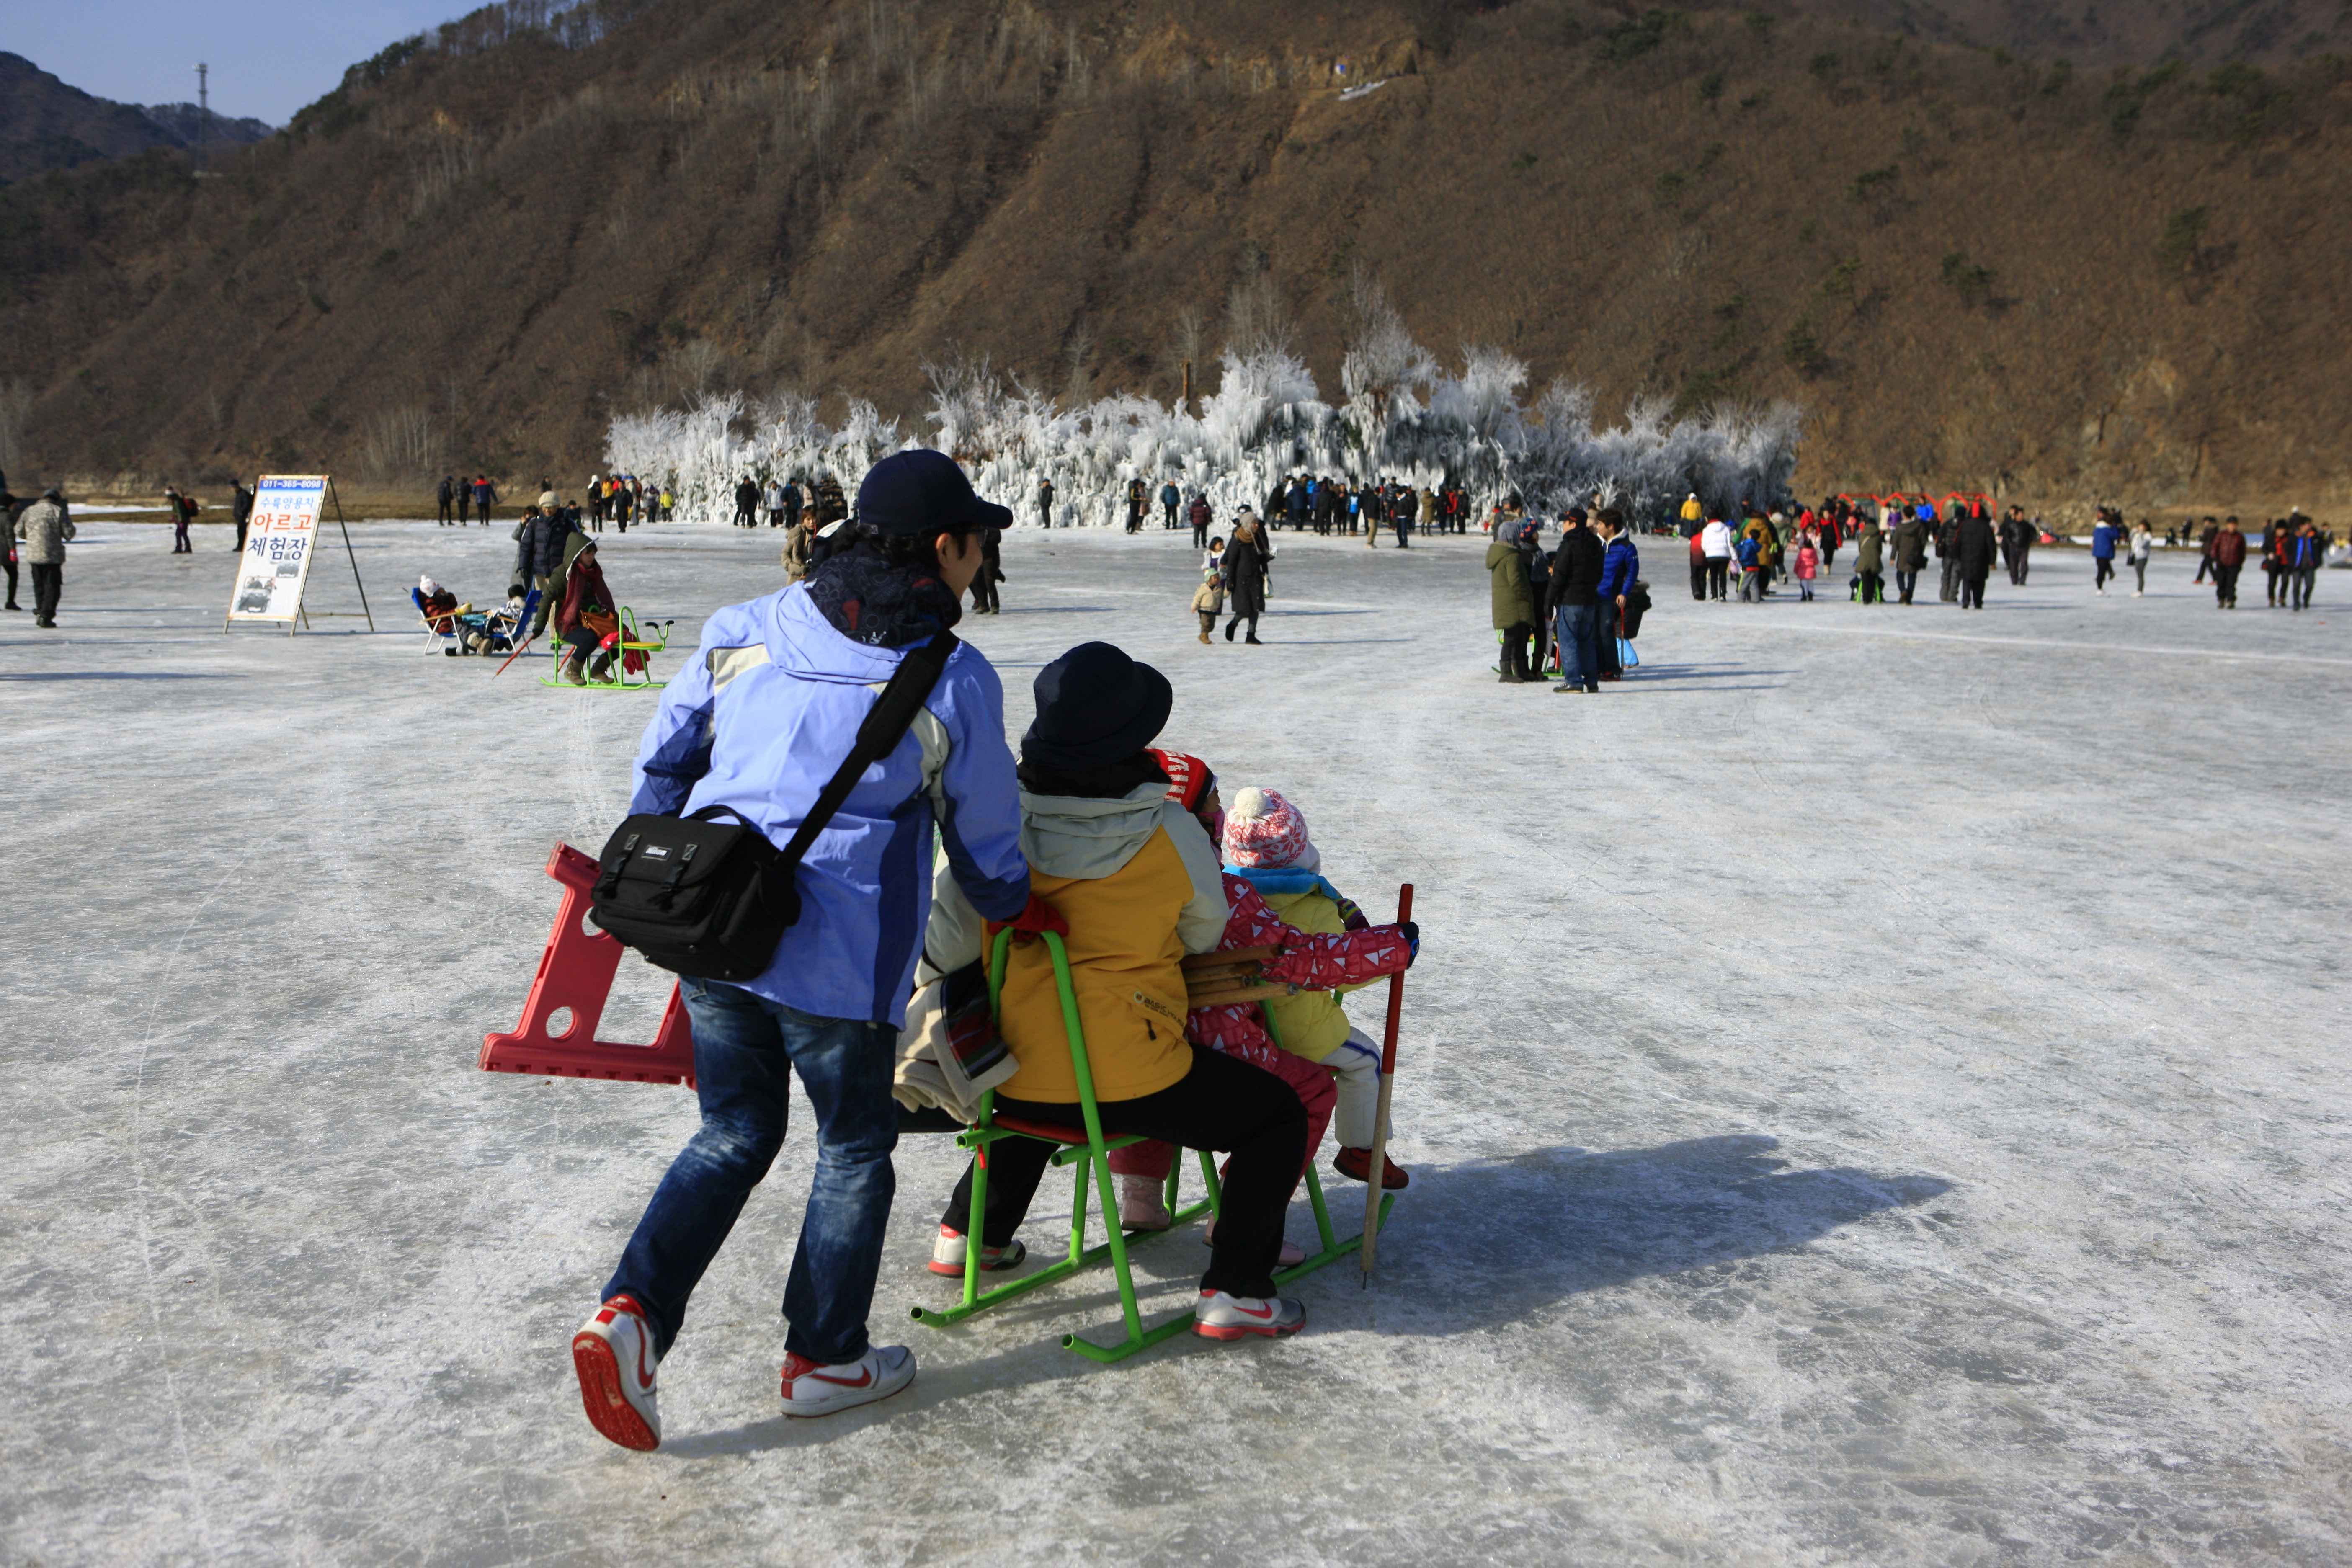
[2, 1, 2347, 514]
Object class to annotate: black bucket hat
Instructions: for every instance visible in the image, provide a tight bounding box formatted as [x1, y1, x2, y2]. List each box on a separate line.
[1021, 642, 1173, 771]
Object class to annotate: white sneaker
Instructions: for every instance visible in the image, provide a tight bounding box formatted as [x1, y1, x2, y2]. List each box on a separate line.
[1117, 1174, 1172, 1231]
[779, 1344, 916, 1417]
[928, 1224, 1026, 1277]
[571, 1294, 661, 1451]
[1193, 1289, 1306, 1341]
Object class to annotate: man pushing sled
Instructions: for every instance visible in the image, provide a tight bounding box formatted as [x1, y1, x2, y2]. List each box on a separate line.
[564, 453, 1419, 1453]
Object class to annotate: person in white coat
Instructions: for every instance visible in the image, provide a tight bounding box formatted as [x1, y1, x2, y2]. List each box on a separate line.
[1698, 515, 1735, 601]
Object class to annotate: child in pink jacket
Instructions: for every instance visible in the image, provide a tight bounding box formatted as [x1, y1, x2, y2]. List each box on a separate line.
[1107, 752, 1418, 1242]
[1795, 535, 1820, 601]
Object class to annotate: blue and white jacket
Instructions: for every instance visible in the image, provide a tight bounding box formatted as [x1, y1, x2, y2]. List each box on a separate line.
[1600, 535, 1640, 598]
[629, 585, 1030, 1026]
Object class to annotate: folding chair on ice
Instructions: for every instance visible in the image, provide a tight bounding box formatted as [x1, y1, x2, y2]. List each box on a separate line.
[413, 587, 467, 654]
[908, 928, 1395, 1364]
[475, 588, 540, 655]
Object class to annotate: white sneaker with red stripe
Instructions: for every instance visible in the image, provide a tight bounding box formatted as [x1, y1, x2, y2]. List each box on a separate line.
[928, 1224, 1027, 1277]
[571, 1294, 662, 1451]
[779, 1344, 917, 1417]
[1193, 1289, 1307, 1341]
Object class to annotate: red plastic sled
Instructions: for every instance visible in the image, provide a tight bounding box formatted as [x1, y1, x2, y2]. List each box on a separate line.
[479, 842, 696, 1088]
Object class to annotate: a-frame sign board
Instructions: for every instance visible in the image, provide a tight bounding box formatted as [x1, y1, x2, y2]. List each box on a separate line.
[223, 474, 374, 634]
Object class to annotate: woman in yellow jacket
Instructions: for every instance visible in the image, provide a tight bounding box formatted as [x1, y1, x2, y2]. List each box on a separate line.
[934, 642, 1315, 1341]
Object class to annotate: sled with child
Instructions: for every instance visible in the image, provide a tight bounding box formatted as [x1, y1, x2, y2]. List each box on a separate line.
[480, 841, 1415, 1362]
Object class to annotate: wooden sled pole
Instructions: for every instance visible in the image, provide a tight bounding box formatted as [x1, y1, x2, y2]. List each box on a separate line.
[1360, 882, 1413, 1287]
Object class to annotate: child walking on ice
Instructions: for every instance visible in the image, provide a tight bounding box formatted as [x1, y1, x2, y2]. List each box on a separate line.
[1222, 787, 1411, 1191]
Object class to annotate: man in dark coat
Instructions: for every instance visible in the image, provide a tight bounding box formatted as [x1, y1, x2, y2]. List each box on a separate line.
[513, 504, 580, 636]
[733, 477, 760, 527]
[1545, 511, 1604, 694]
[438, 475, 456, 526]
[1955, 507, 1997, 609]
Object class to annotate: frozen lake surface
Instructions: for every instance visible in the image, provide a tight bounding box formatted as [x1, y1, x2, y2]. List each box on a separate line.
[4, 518, 2347, 1565]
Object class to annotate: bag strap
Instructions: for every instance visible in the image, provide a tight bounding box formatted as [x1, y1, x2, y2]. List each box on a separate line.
[777, 629, 959, 869]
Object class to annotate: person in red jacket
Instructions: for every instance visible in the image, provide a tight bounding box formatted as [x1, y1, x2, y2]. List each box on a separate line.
[2209, 517, 2247, 609]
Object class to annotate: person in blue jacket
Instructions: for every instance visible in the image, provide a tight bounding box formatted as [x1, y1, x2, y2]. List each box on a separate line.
[1595, 508, 1639, 677]
[571, 449, 1044, 1449]
[2091, 507, 2119, 594]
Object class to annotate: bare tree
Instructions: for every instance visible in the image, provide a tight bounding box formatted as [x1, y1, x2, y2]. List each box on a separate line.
[1222, 270, 1296, 362]
[1062, 320, 1096, 405]
[358, 405, 442, 483]
[668, 339, 725, 403]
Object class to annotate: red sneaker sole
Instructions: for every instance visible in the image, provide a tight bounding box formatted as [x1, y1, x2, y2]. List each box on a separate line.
[1192, 1319, 1305, 1341]
[571, 1334, 658, 1452]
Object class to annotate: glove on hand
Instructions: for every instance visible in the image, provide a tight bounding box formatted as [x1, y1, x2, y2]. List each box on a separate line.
[985, 893, 1069, 945]
[1397, 921, 1419, 963]
[1333, 892, 1368, 931]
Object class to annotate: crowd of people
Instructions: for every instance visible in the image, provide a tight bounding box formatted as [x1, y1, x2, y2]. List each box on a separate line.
[732, 473, 848, 531]
[565, 450, 1422, 1452]
[1485, 498, 1645, 688]
[2155, 509, 2330, 611]
[1088, 472, 1475, 545]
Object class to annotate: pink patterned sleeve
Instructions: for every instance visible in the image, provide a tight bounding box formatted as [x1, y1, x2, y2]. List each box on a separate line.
[1216, 872, 1409, 990]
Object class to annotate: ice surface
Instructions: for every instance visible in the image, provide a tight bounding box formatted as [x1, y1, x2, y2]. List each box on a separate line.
[3, 521, 2347, 1565]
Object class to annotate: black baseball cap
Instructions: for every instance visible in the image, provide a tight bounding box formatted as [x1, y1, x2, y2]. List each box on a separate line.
[856, 449, 1012, 538]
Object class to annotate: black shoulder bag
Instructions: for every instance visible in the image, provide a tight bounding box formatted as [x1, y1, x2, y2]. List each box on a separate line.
[588, 630, 959, 980]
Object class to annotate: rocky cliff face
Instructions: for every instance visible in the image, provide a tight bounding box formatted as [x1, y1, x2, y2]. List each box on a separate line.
[1, 3, 2345, 517]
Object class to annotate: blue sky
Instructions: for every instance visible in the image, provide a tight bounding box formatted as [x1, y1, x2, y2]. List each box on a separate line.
[10, 1, 464, 125]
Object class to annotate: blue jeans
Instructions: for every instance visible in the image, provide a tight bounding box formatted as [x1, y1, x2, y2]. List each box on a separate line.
[1553, 603, 1597, 689]
[604, 979, 899, 1365]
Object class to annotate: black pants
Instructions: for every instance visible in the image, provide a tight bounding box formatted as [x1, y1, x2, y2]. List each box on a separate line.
[1859, 570, 1884, 603]
[31, 562, 62, 622]
[2, 554, 16, 606]
[2194, 555, 2209, 583]
[1225, 611, 1259, 641]
[969, 572, 998, 614]
[1689, 557, 1706, 600]
[1037, 503, 1051, 530]
[1500, 621, 1533, 680]
[1163, 500, 1178, 530]
[2094, 558, 2114, 591]
[1705, 558, 1730, 599]
[943, 1046, 1306, 1298]
[1896, 569, 1919, 603]
[438, 499, 454, 525]
[2292, 567, 2316, 609]
[1192, 519, 1208, 549]
[1960, 572, 1986, 609]
[2264, 565, 2283, 605]
[2215, 564, 2241, 606]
